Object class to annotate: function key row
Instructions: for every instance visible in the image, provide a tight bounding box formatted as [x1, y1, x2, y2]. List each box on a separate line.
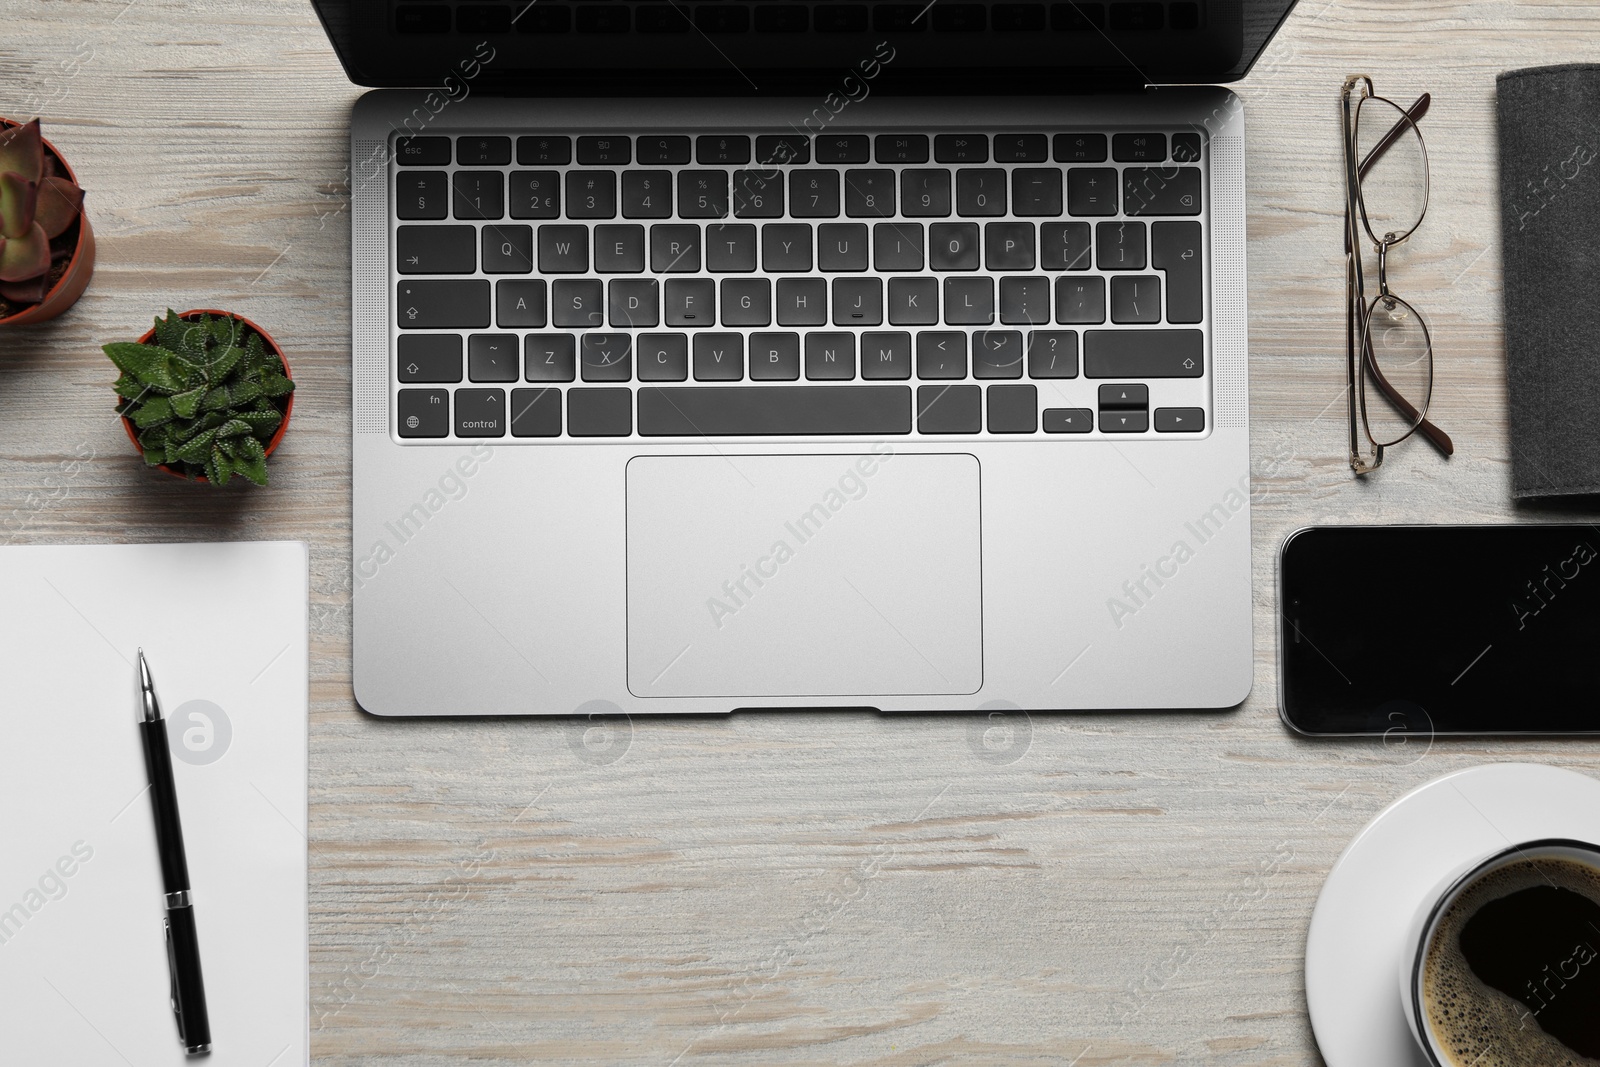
[396, 131, 1203, 168]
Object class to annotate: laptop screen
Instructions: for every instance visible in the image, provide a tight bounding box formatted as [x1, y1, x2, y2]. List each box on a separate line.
[313, 0, 1298, 94]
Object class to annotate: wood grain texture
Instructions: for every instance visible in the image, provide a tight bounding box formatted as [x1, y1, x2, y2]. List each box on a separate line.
[3, 2, 1598, 1062]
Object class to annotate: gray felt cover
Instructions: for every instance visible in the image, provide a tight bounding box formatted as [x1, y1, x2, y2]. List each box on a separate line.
[1497, 64, 1600, 497]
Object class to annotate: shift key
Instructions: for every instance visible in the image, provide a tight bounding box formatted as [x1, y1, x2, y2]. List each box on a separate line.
[397, 279, 491, 329]
[1084, 329, 1204, 378]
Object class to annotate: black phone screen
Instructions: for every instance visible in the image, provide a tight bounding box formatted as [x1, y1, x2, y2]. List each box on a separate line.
[1279, 525, 1600, 735]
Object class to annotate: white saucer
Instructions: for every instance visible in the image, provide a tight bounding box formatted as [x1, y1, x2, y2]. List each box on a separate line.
[1305, 762, 1600, 1067]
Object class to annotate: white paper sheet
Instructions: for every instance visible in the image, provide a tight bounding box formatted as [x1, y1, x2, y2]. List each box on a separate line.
[0, 542, 308, 1065]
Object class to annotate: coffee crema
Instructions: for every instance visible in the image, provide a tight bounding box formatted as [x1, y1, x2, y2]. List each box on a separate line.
[1422, 855, 1600, 1067]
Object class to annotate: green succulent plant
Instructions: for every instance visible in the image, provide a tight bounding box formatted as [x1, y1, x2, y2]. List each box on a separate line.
[106, 311, 294, 486]
[0, 118, 86, 305]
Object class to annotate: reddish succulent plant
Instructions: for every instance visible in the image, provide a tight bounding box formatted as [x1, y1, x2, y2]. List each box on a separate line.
[0, 119, 86, 305]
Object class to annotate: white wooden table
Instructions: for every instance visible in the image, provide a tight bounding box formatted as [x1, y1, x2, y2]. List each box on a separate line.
[4, 2, 1597, 1062]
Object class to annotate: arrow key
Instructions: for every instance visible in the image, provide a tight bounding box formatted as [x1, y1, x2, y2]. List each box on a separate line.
[1154, 407, 1206, 433]
[1098, 383, 1148, 409]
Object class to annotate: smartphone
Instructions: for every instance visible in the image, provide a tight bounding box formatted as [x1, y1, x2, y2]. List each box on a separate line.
[1278, 524, 1600, 736]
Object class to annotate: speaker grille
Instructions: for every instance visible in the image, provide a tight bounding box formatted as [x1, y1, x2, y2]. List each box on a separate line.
[352, 139, 388, 435]
[1210, 134, 1247, 429]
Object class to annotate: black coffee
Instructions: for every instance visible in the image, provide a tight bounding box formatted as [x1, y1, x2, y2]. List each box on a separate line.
[1423, 855, 1600, 1067]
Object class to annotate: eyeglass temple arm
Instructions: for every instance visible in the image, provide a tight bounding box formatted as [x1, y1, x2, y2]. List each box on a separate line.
[1343, 94, 1431, 256]
[1360, 328, 1456, 456]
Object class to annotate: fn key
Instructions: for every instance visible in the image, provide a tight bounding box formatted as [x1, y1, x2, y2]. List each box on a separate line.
[397, 389, 449, 438]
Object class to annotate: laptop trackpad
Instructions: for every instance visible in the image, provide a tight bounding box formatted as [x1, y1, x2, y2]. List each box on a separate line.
[626, 453, 982, 699]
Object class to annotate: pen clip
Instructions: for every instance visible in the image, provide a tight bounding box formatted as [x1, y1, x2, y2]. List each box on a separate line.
[164, 916, 186, 1043]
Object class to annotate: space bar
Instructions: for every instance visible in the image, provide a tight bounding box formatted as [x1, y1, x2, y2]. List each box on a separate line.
[638, 386, 913, 436]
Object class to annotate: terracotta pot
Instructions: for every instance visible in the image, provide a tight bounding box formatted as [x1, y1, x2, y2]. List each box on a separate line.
[0, 117, 96, 327]
[120, 309, 294, 483]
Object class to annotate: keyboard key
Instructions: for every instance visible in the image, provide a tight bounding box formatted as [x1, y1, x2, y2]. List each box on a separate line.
[944, 276, 994, 324]
[608, 278, 660, 327]
[762, 224, 812, 271]
[510, 387, 562, 437]
[1101, 409, 1148, 433]
[984, 222, 1035, 270]
[815, 4, 868, 31]
[398, 225, 475, 273]
[397, 171, 448, 219]
[917, 332, 966, 378]
[754, 4, 808, 31]
[804, 332, 856, 380]
[637, 333, 688, 381]
[874, 222, 924, 271]
[497, 279, 547, 327]
[639, 385, 910, 435]
[455, 388, 506, 437]
[832, 277, 883, 326]
[756, 135, 809, 165]
[1151, 220, 1203, 324]
[1110, 1, 1163, 29]
[552, 279, 604, 328]
[622, 171, 673, 219]
[518, 136, 571, 165]
[956, 169, 1006, 216]
[1040, 221, 1092, 270]
[889, 277, 938, 325]
[790, 170, 841, 217]
[875, 134, 930, 163]
[777, 278, 826, 325]
[581, 333, 633, 381]
[994, 133, 1048, 163]
[637, 4, 691, 31]
[861, 332, 912, 379]
[1053, 133, 1106, 163]
[817, 135, 870, 164]
[457, 136, 511, 166]
[396, 136, 450, 166]
[1027, 330, 1078, 377]
[707, 224, 758, 272]
[694, 333, 744, 380]
[1123, 167, 1202, 216]
[577, 136, 630, 165]
[568, 388, 633, 436]
[397, 388, 449, 437]
[1155, 406, 1205, 432]
[733, 170, 784, 218]
[1055, 276, 1105, 324]
[993, 3, 1047, 30]
[845, 169, 896, 217]
[1067, 168, 1117, 215]
[695, 10, 744, 36]
[974, 331, 1024, 378]
[397, 334, 463, 382]
[679, 170, 730, 218]
[510, 171, 560, 218]
[1110, 275, 1161, 323]
[987, 383, 1037, 432]
[524, 333, 576, 381]
[1097, 220, 1147, 269]
[395, 3, 450, 33]
[539, 225, 589, 272]
[1112, 132, 1166, 163]
[1099, 384, 1148, 408]
[932, 4, 984, 30]
[817, 223, 869, 271]
[1171, 132, 1202, 163]
[594, 224, 645, 273]
[665, 278, 716, 326]
[651, 224, 701, 272]
[929, 222, 980, 270]
[397, 280, 490, 328]
[1000, 276, 1050, 324]
[917, 384, 981, 433]
[1042, 407, 1092, 433]
[469, 334, 520, 382]
[721, 278, 772, 325]
[696, 135, 751, 164]
[1084, 329, 1203, 377]
[566, 170, 617, 218]
[901, 170, 951, 217]
[482, 224, 534, 273]
[637, 135, 691, 164]
[935, 134, 988, 163]
[457, 4, 511, 33]
[1011, 168, 1063, 216]
[453, 171, 505, 219]
[749, 333, 800, 380]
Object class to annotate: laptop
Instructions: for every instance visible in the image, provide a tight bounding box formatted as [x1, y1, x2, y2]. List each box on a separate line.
[311, 0, 1297, 716]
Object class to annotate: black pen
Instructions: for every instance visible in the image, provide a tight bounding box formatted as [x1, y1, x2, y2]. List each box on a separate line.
[137, 649, 212, 1056]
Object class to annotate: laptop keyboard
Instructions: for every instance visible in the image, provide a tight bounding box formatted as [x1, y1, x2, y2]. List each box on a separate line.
[389, 129, 1208, 440]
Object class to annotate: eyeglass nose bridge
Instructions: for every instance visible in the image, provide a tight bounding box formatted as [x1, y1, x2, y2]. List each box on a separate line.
[1375, 234, 1400, 300]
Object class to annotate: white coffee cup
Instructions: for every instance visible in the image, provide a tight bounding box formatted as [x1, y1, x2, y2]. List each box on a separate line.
[1397, 837, 1600, 1066]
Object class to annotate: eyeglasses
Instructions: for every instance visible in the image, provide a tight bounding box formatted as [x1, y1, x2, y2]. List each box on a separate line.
[1340, 75, 1454, 475]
